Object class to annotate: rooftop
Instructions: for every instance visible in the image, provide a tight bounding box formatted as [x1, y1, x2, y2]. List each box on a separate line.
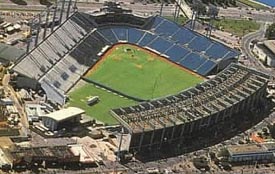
[0, 43, 24, 62]
[263, 40, 275, 59]
[227, 144, 267, 155]
[44, 107, 84, 122]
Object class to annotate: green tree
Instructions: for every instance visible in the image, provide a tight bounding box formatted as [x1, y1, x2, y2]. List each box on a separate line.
[265, 23, 275, 39]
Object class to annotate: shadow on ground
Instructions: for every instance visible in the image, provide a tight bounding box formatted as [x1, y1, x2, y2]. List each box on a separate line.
[10, 0, 27, 5]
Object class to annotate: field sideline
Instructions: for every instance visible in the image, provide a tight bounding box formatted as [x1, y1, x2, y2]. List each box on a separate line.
[69, 44, 203, 124]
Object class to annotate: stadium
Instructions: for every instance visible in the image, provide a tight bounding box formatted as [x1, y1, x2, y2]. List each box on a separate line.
[11, 1, 269, 155]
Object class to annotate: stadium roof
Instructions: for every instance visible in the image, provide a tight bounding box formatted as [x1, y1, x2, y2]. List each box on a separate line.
[44, 107, 84, 122]
[263, 40, 275, 59]
[0, 43, 24, 63]
[227, 144, 267, 155]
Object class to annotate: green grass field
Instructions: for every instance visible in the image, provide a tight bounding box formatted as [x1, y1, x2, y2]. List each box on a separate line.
[69, 44, 203, 124]
[86, 44, 203, 100]
[213, 18, 260, 37]
[68, 83, 137, 125]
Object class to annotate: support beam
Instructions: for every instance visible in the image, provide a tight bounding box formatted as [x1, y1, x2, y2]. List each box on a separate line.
[66, 0, 72, 19]
[34, 14, 41, 47]
[51, 0, 58, 32]
[26, 20, 33, 53]
[59, 0, 66, 25]
[160, 0, 164, 16]
[43, 8, 50, 40]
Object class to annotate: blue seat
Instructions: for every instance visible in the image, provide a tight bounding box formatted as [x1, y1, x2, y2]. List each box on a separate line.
[171, 28, 197, 45]
[147, 37, 173, 53]
[165, 45, 190, 62]
[98, 28, 118, 44]
[205, 43, 230, 59]
[138, 32, 157, 47]
[180, 53, 207, 71]
[112, 27, 128, 41]
[128, 28, 144, 44]
[196, 60, 217, 75]
[150, 16, 165, 29]
[154, 20, 179, 37]
[223, 50, 239, 60]
[188, 36, 212, 52]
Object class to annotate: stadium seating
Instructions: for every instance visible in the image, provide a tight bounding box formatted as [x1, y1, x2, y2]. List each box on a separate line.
[188, 36, 213, 53]
[147, 37, 173, 54]
[165, 45, 189, 62]
[112, 27, 128, 41]
[13, 11, 241, 105]
[205, 43, 230, 59]
[171, 28, 197, 45]
[154, 20, 179, 37]
[128, 28, 145, 44]
[196, 60, 217, 75]
[138, 32, 157, 47]
[97, 28, 118, 44]
[180, 53, 207, 71]
[149, 16, 164, 29]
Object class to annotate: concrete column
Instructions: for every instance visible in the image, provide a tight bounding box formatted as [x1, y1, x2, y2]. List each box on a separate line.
[180, 123, 185, 137]
[138, 130, 145, 151]
[43, 8, 50, 40]
[51, 0, 58, 32]
[66, 0, 72, 19]
[34, 14, 41, 47]
[59, 0, 66, 25]
[149, 129, 155, 147]
[189, 121, 195, 133]
[159, 126, 166, 148]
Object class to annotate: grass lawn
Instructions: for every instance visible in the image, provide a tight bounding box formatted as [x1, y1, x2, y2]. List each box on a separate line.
[213, 18, 260, 37]
[164, 16, 188, 25]
[68, 82, 137, 125]
[86, 44, 203, 100]
[237, 0, 269, 9]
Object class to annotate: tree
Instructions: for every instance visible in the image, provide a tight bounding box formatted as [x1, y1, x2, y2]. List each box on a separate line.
[208, 4, 219, 19]
[265, 23, 275, 39]
[191, 0, 207, 16]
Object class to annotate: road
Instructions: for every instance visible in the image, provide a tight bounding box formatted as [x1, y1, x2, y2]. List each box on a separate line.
[241, 22, 275, 81]
[219, 7, 275, 22]
[0, 1, 175, 16]
[241, 22, 267, 70]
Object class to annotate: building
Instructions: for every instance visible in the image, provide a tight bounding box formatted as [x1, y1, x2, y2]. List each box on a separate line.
[42, 107, 84, 131]
[25, 104, 47, 122]
[253, 40, 275, 67]
[228, 143, 275, 163]
[0, 43, 24, 65]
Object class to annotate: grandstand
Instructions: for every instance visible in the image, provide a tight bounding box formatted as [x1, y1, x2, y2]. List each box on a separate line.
[12, 2, 239, 105]
[111, 63, 269, 152]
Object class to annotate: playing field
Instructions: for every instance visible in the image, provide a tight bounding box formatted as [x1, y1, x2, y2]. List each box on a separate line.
[69, 44, 203, 124]
[68, 82, 137, 125]
[86, 44, 203, 100]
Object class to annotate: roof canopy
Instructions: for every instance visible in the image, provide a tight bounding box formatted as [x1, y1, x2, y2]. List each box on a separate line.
[44, 107, 84, 122]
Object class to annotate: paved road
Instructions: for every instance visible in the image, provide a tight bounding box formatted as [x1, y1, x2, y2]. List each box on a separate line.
[241, 22, 267, 70]
[0, 1, 175, 16]
[219, 7, 275, 22]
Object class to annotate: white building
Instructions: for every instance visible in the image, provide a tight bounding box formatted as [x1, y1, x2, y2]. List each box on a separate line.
[42, 107, 84, 131]
[253, 40, 275, 67]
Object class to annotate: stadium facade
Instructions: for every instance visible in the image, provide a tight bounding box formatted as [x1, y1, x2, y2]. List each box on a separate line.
[12, 2, 239, 105]
[111, 63, 269, 152]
